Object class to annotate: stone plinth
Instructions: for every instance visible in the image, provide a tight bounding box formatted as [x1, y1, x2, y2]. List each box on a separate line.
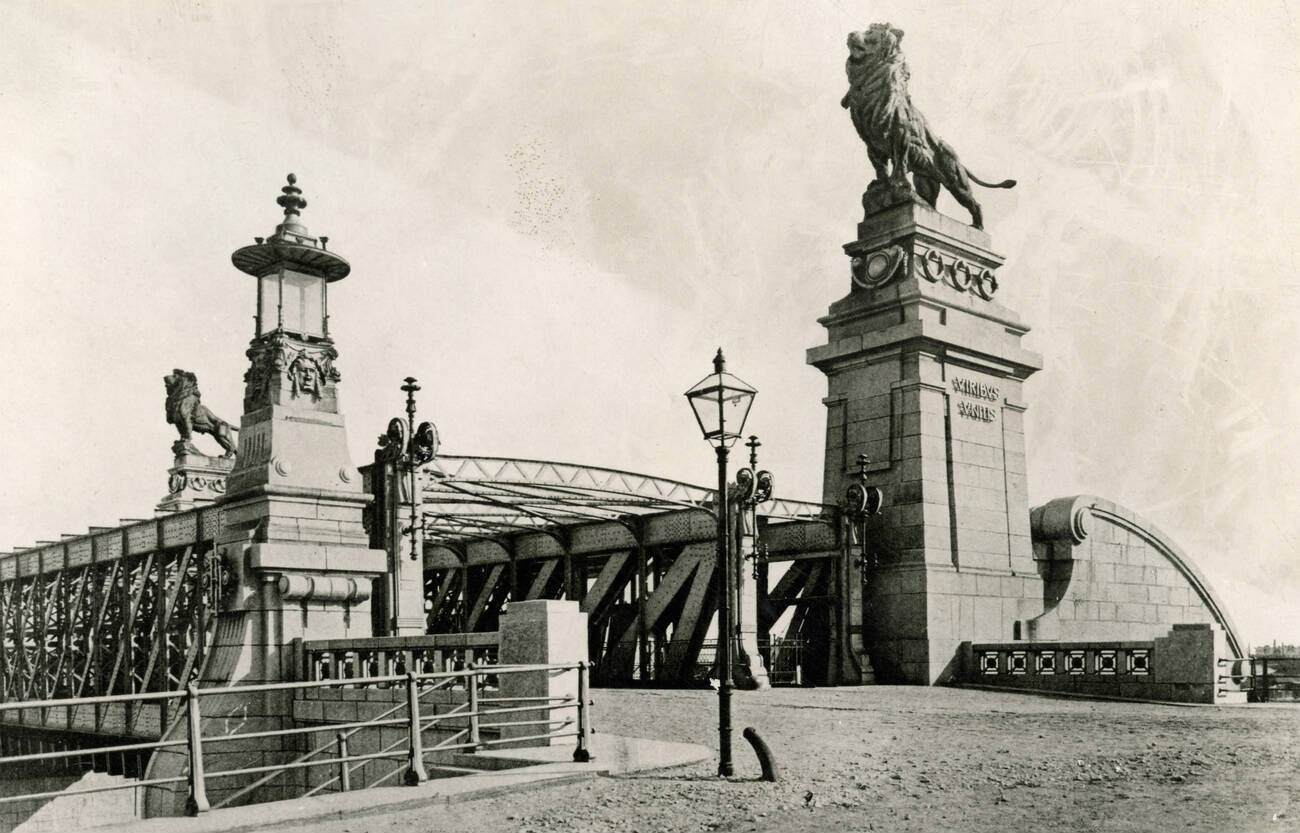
[808, 203, 1043, 684]
[156, 442, 234, 513]
[497, 600, 587, 747]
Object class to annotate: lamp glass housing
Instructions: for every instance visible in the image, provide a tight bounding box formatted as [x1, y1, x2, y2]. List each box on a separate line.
[281, 269, 326, 338]
[684, 370, 756, 448]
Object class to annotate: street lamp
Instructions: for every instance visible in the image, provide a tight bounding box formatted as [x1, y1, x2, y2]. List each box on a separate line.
[684, 348, 757, 778]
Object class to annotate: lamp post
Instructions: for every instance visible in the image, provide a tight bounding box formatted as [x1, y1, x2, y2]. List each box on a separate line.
[684, 348, 756, 778]
[376, 377, 440, 634]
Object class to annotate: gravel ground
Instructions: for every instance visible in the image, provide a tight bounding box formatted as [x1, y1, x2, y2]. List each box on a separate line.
[295, 686, 1300, 833]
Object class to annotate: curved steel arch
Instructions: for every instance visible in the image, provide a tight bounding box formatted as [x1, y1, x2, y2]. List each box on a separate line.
[418, 455, 831, 546]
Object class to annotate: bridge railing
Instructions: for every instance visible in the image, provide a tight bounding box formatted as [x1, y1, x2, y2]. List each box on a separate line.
[1216, 656, 1300, 703]
[299, 632, 500, 683]
[0, 660, 593, 818]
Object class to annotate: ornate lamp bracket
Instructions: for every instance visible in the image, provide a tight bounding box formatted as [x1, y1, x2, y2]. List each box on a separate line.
[375, 377, 441, 559]
[844, 454, 884, 582]
[736, 436, 776, 579]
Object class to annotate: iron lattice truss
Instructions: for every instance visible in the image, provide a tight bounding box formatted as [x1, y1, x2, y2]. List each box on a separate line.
[418, 455, 831, 546]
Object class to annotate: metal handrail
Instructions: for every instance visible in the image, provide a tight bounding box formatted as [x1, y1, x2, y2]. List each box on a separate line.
[0, 659, 594, 816]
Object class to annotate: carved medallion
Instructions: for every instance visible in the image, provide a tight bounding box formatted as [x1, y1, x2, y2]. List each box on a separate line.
[851, 245, 908, 290]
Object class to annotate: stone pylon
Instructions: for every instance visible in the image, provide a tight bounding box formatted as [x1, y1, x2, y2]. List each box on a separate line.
[145, 175, 386, 815]
[808, 203, 1042, 684]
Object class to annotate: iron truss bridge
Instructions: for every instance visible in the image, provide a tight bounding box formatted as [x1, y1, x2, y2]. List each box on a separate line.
[0, 455, 850, 716]
[0, 509, 223, 734]
[392, 456, 850, 688]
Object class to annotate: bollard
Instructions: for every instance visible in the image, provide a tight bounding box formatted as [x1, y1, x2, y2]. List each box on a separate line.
[336, 732, 351, 792]
[403, 670, 428, 785]
[742, 727, 779, 782]
[184, 684, 210, 815]
[573, 661, 593, 763]
[467, 662, 480, 751]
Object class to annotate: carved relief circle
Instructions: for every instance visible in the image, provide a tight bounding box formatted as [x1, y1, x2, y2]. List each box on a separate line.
[950, 259, 973, 292]
[920, 249, 945, 282]
[973, 269, 999, 300]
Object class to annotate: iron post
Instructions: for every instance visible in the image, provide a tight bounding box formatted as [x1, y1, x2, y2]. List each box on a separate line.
[403, 670, 428, 785]
[336, 731, 351, 792]
[574, 660, 593, 762]
[716, 442, 733, 777]
[467, 662, 481, 751]
[184, 682, 209, 815]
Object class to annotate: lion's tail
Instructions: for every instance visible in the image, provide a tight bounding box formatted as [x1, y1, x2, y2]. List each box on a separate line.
[966, 169, 1016, 189]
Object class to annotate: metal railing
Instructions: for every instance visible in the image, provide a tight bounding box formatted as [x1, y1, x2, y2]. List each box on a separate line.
[1217, 656, 1300, 703]
[0, 660, 593, 817]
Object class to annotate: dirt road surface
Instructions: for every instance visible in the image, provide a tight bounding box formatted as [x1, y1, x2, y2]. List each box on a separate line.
[291, 686, 1300, 833]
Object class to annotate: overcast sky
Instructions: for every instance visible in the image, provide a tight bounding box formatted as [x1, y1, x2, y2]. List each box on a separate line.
[1, 1, 1297, 646]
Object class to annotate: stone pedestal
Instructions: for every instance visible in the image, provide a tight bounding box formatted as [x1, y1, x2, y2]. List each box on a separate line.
[381, 462, 431, 636]
[156, 442, 234, 513]
[807, 203, 1043, 683]
[497, 600, 587, 747]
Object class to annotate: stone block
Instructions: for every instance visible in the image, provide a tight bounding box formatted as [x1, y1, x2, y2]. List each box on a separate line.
[1115, 564, 1145, 584]
[322, 700, 358, 722]
[496, 600, 586, 747]
[1116, 602, 1144, 622]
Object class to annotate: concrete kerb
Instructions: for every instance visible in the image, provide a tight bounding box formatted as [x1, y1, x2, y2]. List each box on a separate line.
[951, 682, 1229, 709]
[93, 735, 710, 833]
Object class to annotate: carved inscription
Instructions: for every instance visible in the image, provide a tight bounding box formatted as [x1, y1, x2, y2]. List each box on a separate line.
[951, 376, 999, 423]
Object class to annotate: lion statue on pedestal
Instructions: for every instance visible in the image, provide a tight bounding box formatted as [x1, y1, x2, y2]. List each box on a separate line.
[841, 23, 1015, 229]
[164, 369, 237, 457]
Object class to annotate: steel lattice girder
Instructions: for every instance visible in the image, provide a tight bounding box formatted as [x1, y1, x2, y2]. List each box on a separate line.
[0, 508, 224, 729]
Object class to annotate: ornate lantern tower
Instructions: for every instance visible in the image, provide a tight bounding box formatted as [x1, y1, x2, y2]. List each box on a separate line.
[227, 173, 351, 490]
[213, 174, 386, 683]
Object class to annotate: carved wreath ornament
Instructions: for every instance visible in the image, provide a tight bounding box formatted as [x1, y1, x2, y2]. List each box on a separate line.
[850, 244, 998, 300]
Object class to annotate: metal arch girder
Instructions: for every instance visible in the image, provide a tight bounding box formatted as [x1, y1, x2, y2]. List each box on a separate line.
[423, 455, 717, 509]
[417, 455, 834, 548]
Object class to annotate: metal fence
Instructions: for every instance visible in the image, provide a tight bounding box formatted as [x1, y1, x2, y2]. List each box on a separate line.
[0, 661, 592, 817]
[1218, 656, 1300, 703]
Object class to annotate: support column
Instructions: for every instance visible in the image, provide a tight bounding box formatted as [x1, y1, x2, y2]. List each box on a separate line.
[732, 506, 770, 690]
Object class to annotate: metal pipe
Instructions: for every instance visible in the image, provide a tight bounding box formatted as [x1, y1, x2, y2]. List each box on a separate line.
[742, 727, 779, 782]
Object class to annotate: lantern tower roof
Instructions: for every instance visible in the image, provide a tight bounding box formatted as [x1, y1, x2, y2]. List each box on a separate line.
[231, 173, 351, 282]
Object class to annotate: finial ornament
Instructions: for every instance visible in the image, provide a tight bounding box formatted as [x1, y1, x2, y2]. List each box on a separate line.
[856, 453, 871, 484]
[276, 173, 308, 218]
[713, 348, 725, 374]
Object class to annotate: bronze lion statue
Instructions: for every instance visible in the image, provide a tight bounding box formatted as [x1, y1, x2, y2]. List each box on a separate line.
[165, 369, 237, 457]
[841, 23, 1014, 229]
